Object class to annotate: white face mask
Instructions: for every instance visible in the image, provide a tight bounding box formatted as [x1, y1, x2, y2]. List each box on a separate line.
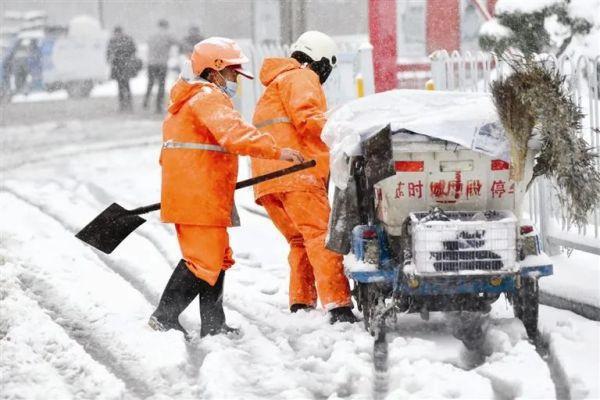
[217, 72, 238, 98]
[223, 80, 238, 98]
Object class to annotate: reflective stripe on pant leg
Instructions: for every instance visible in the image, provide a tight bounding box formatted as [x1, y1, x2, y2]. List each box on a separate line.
[260, 194, 317, 307]
[175, 224, 233, 286]
[280, 190, 352, 310]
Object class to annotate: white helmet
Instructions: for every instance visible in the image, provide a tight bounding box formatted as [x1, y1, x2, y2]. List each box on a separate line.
[290, 31, 337, 83]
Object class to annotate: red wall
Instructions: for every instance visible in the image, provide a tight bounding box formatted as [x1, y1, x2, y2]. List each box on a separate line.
[426, 0, 460, 54]
[488, 0, 498, 15]
[368, 0, 397, 92]
[369, 0, 497, 91]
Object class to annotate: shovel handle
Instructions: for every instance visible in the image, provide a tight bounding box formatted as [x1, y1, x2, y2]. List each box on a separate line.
[127, 203, 161, 215]
[126, 160, 317, 216]
[235, 159, 316, 189]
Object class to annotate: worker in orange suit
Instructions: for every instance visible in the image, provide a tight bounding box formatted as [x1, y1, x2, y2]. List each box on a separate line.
[250, 31, 356, 324]
[149, 37, 304, 339]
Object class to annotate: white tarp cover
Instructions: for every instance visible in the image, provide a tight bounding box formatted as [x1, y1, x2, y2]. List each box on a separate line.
[322, 89, 510, 189]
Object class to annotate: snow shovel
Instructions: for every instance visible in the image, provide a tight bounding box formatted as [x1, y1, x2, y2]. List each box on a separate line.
[75, 160, 316, 254]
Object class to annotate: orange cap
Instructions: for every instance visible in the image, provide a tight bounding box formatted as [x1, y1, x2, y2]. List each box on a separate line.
[190, 37, 254, 79]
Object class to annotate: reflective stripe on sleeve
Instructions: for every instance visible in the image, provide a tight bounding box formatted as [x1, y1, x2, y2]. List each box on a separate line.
[162, 140, 228, 153]
[254, 117, 291, 130]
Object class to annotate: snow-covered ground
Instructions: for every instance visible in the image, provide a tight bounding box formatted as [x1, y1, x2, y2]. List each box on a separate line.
[1, 117, 599, 399]
[542, 250, 600, 309]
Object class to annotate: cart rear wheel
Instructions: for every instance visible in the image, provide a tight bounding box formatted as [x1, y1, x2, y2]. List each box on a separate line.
[513, 277, 539, 340]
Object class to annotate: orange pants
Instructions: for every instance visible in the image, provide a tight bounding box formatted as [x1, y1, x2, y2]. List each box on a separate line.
[175, 224, 235, 286]
[260, 190, 352, 310]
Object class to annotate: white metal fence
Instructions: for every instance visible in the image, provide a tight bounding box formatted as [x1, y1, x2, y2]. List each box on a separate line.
[431, 50, 600, 255]
[235, 41, 375, 122]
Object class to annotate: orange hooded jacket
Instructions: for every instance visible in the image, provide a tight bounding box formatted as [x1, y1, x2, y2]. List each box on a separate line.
[160, 78, 281, 226]
[250, 58, 330, 202]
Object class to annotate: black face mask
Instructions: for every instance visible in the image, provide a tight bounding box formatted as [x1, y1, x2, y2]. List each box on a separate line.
[310, 57, 333, 84]
[291, 51, 336, 84]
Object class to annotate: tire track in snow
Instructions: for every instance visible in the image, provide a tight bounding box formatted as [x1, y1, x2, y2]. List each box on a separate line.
[1, 189, 209, 396]
[2, 186, 160, 306]
[0, 195, 158, 398]
[1, 191, 206, 399]
[535, 334, 571, 400]
[15, 271, 155, 400]
[1, 265, 145, 400]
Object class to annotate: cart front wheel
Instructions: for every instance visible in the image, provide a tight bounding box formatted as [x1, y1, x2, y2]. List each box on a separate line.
[356, 282, 384, 335]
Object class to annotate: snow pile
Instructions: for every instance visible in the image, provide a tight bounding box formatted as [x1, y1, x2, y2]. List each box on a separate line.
[544, 14, 572, 49]
[541, 250, 600, 308]
[475, 318, 555, 399]
[344, 254, 379, 273]
[568, 0, 600, 24]
[479, 19, 512, 38]
[495, 0, 561, 14]
[565, 0, 600, 58]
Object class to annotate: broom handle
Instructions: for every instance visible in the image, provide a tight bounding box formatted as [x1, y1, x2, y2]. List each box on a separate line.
[127, 160, 316, 216]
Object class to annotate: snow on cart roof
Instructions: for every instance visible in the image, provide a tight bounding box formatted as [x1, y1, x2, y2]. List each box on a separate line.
[322, 89, 511, 189]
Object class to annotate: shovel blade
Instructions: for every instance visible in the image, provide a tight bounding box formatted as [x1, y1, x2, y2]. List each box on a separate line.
[75, 203, 146, 254]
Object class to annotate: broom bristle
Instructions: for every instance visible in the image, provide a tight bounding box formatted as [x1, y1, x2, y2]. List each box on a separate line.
[491, 70, 535, 181]
[492, 56, 600, 227]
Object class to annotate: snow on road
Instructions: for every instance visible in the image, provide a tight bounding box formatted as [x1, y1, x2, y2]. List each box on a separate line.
[1, 118, 598, 399]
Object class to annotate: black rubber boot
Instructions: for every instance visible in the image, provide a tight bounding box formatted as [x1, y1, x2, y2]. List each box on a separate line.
[199, 271, 239, 337]
[149, 259, 199, 339]
[290, 304, 315, 313]
[329, 306, 358, 324]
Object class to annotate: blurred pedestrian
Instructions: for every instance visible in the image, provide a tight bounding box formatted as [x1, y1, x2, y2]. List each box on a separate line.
[181, 26, 204, 56]
[106, 26, 137, 112]
[143, 19, 178, 113]
[12, 39, 32, 94]
[27, 40, 43, 91]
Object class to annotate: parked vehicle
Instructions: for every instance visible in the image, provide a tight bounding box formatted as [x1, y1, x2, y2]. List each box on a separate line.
[323, 89, 553, 349]
[1, 15, 109, 101]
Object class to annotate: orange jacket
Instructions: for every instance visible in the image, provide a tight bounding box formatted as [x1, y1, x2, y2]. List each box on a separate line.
[251, 58, 330, 202]
[160, 78, 281, 226]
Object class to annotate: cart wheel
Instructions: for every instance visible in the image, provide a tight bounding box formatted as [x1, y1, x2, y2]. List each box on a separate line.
[512, 292, 523, 320]
[357, 282, 383, 335]
[513, 277, 539, 340]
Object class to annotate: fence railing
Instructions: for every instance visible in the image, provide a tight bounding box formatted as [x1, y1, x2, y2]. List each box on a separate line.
[431, 50, 600, 255]
[235, 41, 375, 122]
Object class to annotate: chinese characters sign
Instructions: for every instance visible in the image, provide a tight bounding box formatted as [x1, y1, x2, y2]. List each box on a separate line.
[393, 173, 515, 202]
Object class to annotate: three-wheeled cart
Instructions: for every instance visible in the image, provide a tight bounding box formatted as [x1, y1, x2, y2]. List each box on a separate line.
[323, 89, 553, 349]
